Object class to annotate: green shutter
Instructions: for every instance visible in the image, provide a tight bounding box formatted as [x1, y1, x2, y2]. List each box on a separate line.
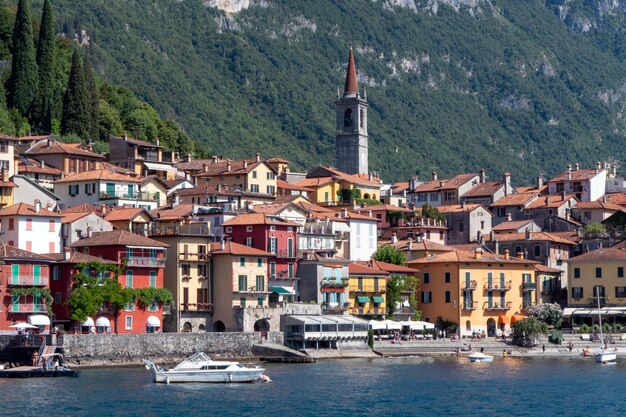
[11, 264, 18, 285]
[33, 265, 41, 285]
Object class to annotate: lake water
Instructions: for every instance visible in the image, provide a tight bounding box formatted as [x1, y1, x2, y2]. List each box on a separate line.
[0, 356, 624, 416]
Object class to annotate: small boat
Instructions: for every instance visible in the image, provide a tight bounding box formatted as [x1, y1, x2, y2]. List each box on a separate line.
[0, 353, 78, 378]
[468, 352, 494, 363]
[142, 352, 265, 383]
[592, 288, 617, 364]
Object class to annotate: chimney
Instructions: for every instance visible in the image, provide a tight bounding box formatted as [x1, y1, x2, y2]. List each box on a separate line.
[612, 165, 617, 177]
[220, 239, 226, 250]
[432, 171, 438, 181]
[409, 176, 419, 191]
[479, 169, 486, 183]
[474, 248, 483, 259]
[203, 163, 209, 173]
[87, 226, 93, 238]
[122, 134, 128, 141]
[525, 228, 531, 240]
[340, 208, 348, 218]
[227, 162, 232, 172]
[100, 204, 107, 216]
[173, 193, 180, 207]
[408, 238, 414, 251]
[506, 213, 512, 222]
[34, 200, 41, 213]
[439, 181, 444, 188]
[489, 231, 495, 241]
[64, 247, 72, 261]
[516, 251, 525, 260]
[603, 195, 608, 203]
[603, 161, 608, 170]
[504, 248, 510, 260]
[416, 234, 423, 243]
[368, 210, 372, 218]
[597, 161, 602, 173]
[186, 154, 192, 163]
[391, 233, 398, 244]
[217, 184, 222, 192]
[567, 164, 572, 172]
[537, 176, 543, 189]
[255, 152, 261, 162]
[244, 160, 248, 169]
[567, 171, 572, 180]
[40, 160, 45, 169]
[561, 190, 566, 201]
[575, 163, 579, 171]
[46, 138, 53, 147]
[211, 155, 218, 164]
[461, 199, 466, 209]
[155, 137, 160, 147]
[503, 172, 512, 196]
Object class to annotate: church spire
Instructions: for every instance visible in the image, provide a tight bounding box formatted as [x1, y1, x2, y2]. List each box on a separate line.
[343, 47, 358, 97]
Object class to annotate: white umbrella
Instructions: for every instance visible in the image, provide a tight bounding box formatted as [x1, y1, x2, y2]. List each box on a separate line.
[384, 320, 402, 331]
[413, 320, 435, 330]
[10, 323, 37, 329]
[369, 320, 387, 331]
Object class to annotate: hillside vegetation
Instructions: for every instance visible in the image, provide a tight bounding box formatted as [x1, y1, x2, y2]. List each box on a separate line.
[12, 0, 626, 183]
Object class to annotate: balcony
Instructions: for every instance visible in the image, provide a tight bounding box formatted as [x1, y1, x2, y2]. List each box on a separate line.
[10, 303, 47, 313]
[462, 301, 477, 310]
[462, 280, 478, 291]
[126, 257, 166, 268]
[351, 285, 387, 293]
[484, 301, 512, 311]
[321, 278, 350, 289]
[273, 270, 298, 280]
[235, 287, 270, 294]
[275, 249, 297, 259]
[484, 281, 512, 291]
[8, 276, 49, 286]
[178, 252, 210, 262]
[100, 191, 159, 202]
[180, 303, 213, 313]
[322, 302, 349, 314]
[522, 282, 537, 291]
[150, 223, 211, 237]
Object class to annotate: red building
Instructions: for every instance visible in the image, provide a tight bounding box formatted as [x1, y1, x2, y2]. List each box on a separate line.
[47, 251, 118, 331]
[223, 213, 299, 301]
[0, 245, 55, 332]
[69, 230, 169, 334]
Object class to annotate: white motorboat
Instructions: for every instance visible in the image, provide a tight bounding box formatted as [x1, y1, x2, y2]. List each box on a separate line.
[592, 288, 617, 364]
[142, 352, 265, 383]
[468, 352, 494, 363]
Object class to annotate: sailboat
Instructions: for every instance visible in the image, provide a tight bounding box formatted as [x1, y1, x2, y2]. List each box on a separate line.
[593, 287, 617, 364]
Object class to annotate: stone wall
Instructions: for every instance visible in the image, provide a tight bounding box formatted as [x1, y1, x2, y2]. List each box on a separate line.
[61, 332, 283, 367]
[233, 303, 322, 332]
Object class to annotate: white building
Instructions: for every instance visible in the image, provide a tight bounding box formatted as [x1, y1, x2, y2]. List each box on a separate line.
[0, 202, 62, 253]
[61, 211, 114, 249]
[547, 164, 607, 202]
[53, 169, 158, 210]
[336, 209, 378, 261]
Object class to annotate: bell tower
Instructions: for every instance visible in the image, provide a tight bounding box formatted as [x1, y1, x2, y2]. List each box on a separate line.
[335, 47, 368, 175]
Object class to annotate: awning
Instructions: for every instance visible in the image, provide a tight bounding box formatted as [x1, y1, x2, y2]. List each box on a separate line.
[269, 286, 295, 295]
[28, 314, 50, 326]
[356, 296, 370, 303]
[95, 317, 110, 327]
[81, 317, 94, 327]
[369, 320, 386, 330]
[383, 320, 402, 330]
[510, 315, 526, 324]
[146, 316, 161, 327]
[143, 161, 176, 172]
[372, 296, 385, 304]
[497, 316, 507, 324]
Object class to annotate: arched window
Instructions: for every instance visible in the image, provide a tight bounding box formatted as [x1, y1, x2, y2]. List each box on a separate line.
[360, 108, 364, 128]
[344, 109, 353, 128]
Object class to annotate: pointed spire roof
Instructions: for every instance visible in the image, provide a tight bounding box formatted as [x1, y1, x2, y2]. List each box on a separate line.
[343, 47, 358, 96]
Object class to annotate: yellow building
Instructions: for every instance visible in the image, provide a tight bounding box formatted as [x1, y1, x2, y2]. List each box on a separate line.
[348, 263, 389, 318]
[295, 165, 382, 205]
[567, 244, 626, 308]
[193, 155, 278, 196]
[407, 249, 537, 337]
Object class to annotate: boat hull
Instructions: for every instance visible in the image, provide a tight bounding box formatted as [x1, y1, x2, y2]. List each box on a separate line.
[153, 368, 265, 383]
[468, 354, 493, 363]
[594, 352, 617, 363]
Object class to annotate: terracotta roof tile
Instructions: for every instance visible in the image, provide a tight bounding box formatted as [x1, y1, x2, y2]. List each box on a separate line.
[0, 203, 62, 217]
[412, 174, 478, 193]
[355, 260, 416, 274]
[492, 220, 537, 232]
[61, 212, 92, 224]
[569, 246, 626, 262]
[463, 182, 503, 197]
[489, 231, 577, 245]
[25, 140, 104, 158]
[54, 169, 143, 184]
[222, 213, 301, 227]
[44, 251, 118, 264]
[152, 204, 194, 221]
[70, 230, 169, 248]
[104, 207, 152, 222]
[548, 168, 604, 183]
[535, 264, 563, 274]
[277, 179, 313, 192]
[349, 262, 389, 276]
[436, 204, 485, 214]
[575, 200, 624, 211]
[604, 193, 626, 207]
[526, 194, 577, 209]
[0, 244, 55, 261]
[209, 241, 273, 256]
[393, 239, 455, 252]
[407, 249, 537, 265]
[60, 203, 101, 215]
[17, 157, 63, 176]
[491, 192, 538, 207]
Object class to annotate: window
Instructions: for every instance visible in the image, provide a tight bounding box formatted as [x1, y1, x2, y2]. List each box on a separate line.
[252, 171, 257, 179]
[245, 237, 253, 247]
[225, 227, 232, 233]
[52, 266, 59, 281]
[288, 263, 294, 278]
[258, 297, 264, 307]
[124, 296, 136, 312]
[270, 262, 276, 277]
[445, 272, 450, 283]
[240, 257, 246, 267]
[616, 287, 626, 298]
[556, 183, 564, 192]
[426, 230, 431, 239]
[417, 194, 428, 202]
[149, 271, 157, 288]
[26, 218, 32, 231]
[423, 273, 430, 284]
[250, 184, 259, 193]
[125, 316, 132, 330]
[266, 186, 275, 195]
[421, 291, 432, 304]
[257, 258, 263, 267]
[445, 291, 451, 303]
[238, 275, 248, 291]
[240, 298, 247, 308]
[596, 267, 602, 278]
[496, 208, 506, 217]
[534, 245, 541, 257]
[439, 231, 444, 240]
[55, 292, 62, 305]
[619, 267, 624, 278]
[266, 172, 275, 180]
[574, 268, 580, 279]
[445, 191, 455, 201]
[288, 238, 294, 257]
[571, 287, 583, 299]
[25, 241, 32, 252]
[8, 218, 13, 230]
[49, 242, 55, 253]
[48, 220, 55, 232]
[268, 237, 277, 254]
[256, 275, 264, 292]
[126, 270, 133, 288]
[458, 222, 464, 232]
[246, 226, 253, 232]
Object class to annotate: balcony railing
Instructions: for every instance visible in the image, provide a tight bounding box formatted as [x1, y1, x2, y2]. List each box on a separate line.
[463, 301, 477, 310]
[8, 276, 49, 286]
[149, 223, 211, 236]
[272, 271, 298, 280]
[100, 191, 158, 201]
[462, 280, 478, 291]
[522, 282, 537, 291]
[351, 285, 387, 293]
[178, 252, 210, 262]
[275, 249, 296, 259]
[180, 303, 213, 312]
[11, 303, 47, 313]
[322, 302, 349, 314]
[484, 281, 512, 291]
[484, 301, 512, 311]
[126, 257, 166, 267]
[321, 278, 350, 288]
[235, 287, 270, 294]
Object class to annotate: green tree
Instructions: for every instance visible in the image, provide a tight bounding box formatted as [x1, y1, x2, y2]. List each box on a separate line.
[421, 204, 446, 222]
[372, 244, 406, 265]
[7, 0, 38, 116]
[386, 274, 419, 319]
[33, 0, 55, 133]
[583, 222, 607, 236]
[511, 317, 548, 347]
[61, 49, 89, 138]
[83, 51, 98, 141]
[526, 303, 563, 327]
[97, 99, 123, 141]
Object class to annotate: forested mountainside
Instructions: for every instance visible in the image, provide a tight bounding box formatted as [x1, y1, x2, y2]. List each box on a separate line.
[14, 1, 626, 182]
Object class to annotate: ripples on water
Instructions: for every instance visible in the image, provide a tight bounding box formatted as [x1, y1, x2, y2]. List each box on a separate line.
[0, 357, 624, 417]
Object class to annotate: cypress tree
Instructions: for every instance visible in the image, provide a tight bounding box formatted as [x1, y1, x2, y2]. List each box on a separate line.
[8, 0, 38, 117]
[83, 52, 99, 141]
[34, 0, 55, 133]
[61, 50, 89, 138]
